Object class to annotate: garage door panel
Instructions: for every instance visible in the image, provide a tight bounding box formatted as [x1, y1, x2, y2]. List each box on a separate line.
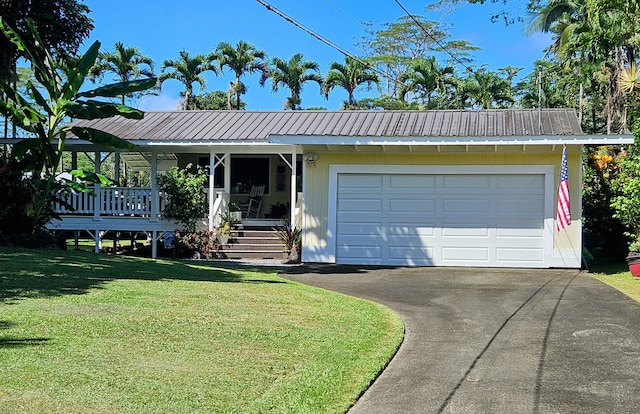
[443, 175, 491, 189]
[496, 248, 544, 262]
[388, 225, 435, 237]
[497, 199, 545, 216]
[442, 246, 489, 261]
[442, 199, 490, 213]
[496, 227, 544, 238]
[339, 174, 383, 189]
[336, 172, 548, 267]
[390, 175, 436, 188]
[389, 246, 434, 261]
[389, 199, 436, 213]
[497, 175, 544, 192]
[441, 226, 490, 237]
[339, 199, 382, 212]
[338, 222, 382, 236]
[337, 244, 382, 260]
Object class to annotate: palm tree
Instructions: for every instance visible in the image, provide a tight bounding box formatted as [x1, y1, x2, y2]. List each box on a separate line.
[216, 41, 268, 110]
[159, 50, 217, 110]
[261, 53, 322, 110]
[526, 0, 640, 133]
[397, 57, 455, 108]
[455, 68, 514, 109]
[323, 56, 380, 109]
[90, 42, 155, 105]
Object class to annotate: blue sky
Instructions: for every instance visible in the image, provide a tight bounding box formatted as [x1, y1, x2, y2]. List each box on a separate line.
[83, 0, 550, 111]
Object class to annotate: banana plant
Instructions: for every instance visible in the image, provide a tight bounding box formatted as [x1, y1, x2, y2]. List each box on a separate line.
[0, 17, 156, 235]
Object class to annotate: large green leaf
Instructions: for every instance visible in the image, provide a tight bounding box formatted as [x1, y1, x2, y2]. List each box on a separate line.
[0, 82, 46, 131]
[77, 77, 157, 99]
[71, 170, 114, 186]
[65, 100, 145, 120]
[27, 81, 54, 116]
[69, 126, 136, 151]
[61, 41, 100, 101]
[11, 139, 42, 159]
[0, 17, 26, 52]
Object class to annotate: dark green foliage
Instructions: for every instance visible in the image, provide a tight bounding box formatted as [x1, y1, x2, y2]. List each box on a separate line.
[156, 164, 208, 233]
[582, 146, 628, 260]
[274, 220, 301, 251]
[173, 229, 220, 259]
[0, 0, 93, 83]
[195, 90, 245, 110]
[611, 123, 640, 253]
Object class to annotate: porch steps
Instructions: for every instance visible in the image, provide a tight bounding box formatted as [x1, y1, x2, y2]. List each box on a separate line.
[217, 225, 287, 260]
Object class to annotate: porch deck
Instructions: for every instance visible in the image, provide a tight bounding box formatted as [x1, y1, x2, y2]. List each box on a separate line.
[46, 186, 291, 258]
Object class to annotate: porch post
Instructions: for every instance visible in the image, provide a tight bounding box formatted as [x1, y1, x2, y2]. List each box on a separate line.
[93, 151, 101, 222]
[150, 151, 158, 259]
[114, 152, 120, 186]
[208, 150, 215, 231]
[150, 150, 158, 222]
[290, 150, 297, 226]
[223, 153, 231, 193]
[93, 151, 101, 253]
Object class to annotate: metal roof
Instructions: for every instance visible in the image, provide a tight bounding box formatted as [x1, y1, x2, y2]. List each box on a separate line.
[70, 109, 586, 143]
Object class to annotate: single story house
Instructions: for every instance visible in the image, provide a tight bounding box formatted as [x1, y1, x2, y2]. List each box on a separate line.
[52, 109, 631, 268]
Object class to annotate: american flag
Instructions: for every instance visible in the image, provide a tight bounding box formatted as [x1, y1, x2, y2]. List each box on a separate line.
[557, 146, 571, 231]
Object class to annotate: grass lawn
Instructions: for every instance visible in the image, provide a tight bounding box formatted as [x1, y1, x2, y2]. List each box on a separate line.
[0, 248, 403, 414]
[589, 261, 640, 303]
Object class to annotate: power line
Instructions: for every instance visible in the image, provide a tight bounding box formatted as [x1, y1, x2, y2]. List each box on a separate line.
[255, 0, 402, 88]
[393, 0, 473, 73]
[320, 0, 374, 34]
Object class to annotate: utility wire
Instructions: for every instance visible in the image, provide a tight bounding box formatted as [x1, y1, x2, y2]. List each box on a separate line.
[393, 0, 473, 72]
[320, 0, 374, 34]
[255, 0, 403, 89]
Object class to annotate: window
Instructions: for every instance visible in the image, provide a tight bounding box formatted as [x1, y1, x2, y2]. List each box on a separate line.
[197, 156, 270, 193]
[231, 157, 270, 194]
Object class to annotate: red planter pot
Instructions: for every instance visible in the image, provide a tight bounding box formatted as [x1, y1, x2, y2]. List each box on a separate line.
[627, 254, 640, 277]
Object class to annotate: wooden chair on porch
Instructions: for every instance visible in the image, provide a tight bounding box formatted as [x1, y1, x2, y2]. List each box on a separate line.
[241, 185, 265, 218]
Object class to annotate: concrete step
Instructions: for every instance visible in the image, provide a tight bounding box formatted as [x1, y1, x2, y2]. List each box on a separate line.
[219, 243, 285, 252]
[218, 250, 288, 260]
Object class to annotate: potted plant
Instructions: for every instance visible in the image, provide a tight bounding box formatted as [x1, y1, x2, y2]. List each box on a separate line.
[274, 219, 302, 264]
[228, 201, 242, 222]
[216, 211, 234, 245]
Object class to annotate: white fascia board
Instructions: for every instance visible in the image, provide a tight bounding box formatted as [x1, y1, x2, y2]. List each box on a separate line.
[65, 141, 300, 154]
[269, 134, 634, 146]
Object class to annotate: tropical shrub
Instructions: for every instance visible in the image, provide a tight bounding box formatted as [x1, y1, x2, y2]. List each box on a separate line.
[582, 145, 628, 260]
[611, 124, 640, 254]
[174, 229, 219, 259]
[157, 164, 208, 233]
[274, 219, 302, 263]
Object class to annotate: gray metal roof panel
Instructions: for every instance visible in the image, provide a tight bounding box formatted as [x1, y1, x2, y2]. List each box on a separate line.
[69, 109, 586, 143]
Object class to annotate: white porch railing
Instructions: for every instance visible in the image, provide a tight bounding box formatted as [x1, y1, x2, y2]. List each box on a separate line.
[54, 187, 167, 217]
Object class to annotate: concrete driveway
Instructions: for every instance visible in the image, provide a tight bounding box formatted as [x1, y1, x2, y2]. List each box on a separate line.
[282, 266, 640, 414]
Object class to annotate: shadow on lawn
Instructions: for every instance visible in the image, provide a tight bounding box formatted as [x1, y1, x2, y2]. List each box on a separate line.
[0, 248, 277, 303]
[0, 320, 50, 348]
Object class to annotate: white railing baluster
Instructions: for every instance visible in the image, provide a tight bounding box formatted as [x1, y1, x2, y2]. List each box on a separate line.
[53, 186, 165, 218]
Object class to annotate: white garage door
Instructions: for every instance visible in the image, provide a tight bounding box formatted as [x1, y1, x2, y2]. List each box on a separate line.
[336, 173, 546, 267]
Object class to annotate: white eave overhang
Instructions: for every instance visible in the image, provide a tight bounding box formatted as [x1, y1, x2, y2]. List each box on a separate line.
[268, 134, 635, 146]
[60, 139, 300, 154]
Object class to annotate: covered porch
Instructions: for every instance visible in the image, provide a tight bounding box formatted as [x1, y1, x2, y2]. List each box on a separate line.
[49, 143, 302, 258]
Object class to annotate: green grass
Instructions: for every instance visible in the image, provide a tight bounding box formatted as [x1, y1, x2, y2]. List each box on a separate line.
[0, 248, 403, 414]
[589, 261, 640, 303]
